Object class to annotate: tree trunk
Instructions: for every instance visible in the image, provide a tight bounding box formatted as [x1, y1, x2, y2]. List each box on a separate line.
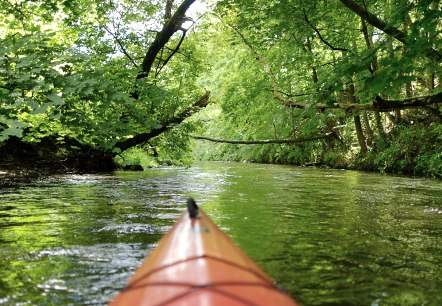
[346, 36, 368, 156]
[394, 109, 402, 124]
[361, 18, 386, 140]
[305, 38, 319, 84]
[348, 84, 368, 155]
[374, 112, 387, 141]
[354, 114, 368, 155]
[362, 111, 374, 145]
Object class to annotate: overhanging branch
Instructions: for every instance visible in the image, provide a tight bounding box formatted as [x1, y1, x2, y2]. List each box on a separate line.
[339, 0, 441, 61]
[131, 0, 195, 99]
[115, 90, 210, 152]
[137, 0, 196, 81]
[155, 27, 189, 77]
[316, 92, 442, 112]
[339, 0, 407, 43]
[303, 9, 348, 52]
[373, 93, 442, 112]
[189, 132, 334, 144]
[232, 25, 441, 112]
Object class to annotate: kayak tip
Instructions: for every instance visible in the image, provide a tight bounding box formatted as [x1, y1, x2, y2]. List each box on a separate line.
[187, 197, 199, 218]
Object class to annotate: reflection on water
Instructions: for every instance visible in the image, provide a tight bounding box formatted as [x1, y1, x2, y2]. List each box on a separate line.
[0, 162, 441, 305]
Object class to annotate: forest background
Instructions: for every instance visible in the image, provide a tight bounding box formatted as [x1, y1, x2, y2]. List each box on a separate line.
[0, 0, 441, 177]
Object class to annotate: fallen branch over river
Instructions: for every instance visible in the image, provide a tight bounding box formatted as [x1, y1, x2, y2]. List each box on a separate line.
[189, 132, 334, 144]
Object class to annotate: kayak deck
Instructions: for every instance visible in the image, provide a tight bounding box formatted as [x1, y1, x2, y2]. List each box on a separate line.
[109, 201, 299, 306]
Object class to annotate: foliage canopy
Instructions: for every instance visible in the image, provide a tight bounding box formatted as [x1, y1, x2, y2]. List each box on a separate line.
[1, 0, 441, 176]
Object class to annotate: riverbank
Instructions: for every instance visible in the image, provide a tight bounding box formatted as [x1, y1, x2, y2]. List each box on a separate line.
[192, 122, 442, 179]
[1, 121, 441, 179]
[0, 136, 116, 178]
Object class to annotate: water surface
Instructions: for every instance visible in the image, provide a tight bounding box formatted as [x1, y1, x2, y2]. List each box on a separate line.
[0, 162, 441, 305]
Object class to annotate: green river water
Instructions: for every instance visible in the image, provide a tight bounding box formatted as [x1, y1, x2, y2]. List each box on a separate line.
[0, 162, 441, 305]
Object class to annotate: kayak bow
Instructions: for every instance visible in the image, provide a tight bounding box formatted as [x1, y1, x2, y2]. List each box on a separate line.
[109, 199, 299, 306]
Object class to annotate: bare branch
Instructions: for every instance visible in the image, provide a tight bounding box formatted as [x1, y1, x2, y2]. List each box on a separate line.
[372, 92, 442, 112]
[314, 92, 442, 112]
[103, 25, 138, 68]
[302, 9, 348, 51]
[189, 132, 334, 144]
[2, 0, 27, 20]
[155, 25, 191, 77]
[137, 0, 196, 80]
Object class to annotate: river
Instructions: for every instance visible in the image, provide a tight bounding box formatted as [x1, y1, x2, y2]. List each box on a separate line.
[0, 162, 441, 305]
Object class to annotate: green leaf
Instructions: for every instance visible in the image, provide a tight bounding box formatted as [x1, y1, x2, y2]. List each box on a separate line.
[47, 93, 64, 105]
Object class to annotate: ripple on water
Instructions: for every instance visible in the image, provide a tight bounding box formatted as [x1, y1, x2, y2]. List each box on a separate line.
[424, 207, 442, 214]
[0, 162, 441, 306]
[25, 244, 154, 304]
[96, 223, 170, 235]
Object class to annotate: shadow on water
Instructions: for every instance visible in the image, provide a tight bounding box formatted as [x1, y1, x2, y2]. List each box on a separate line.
[0, 162, 441, 305]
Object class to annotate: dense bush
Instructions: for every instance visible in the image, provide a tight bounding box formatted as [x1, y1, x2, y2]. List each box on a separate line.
[354, 123, 441, 178]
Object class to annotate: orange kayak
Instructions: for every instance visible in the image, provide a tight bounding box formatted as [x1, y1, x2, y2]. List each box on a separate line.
[109, 199, 299, 306]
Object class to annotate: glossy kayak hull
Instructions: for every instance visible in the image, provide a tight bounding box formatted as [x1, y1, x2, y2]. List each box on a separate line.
[109, 208, 299, 306]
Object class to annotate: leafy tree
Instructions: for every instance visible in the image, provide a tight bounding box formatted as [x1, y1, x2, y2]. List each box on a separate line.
[193, 0, 441, 175]
[1, 0, 440, 175]
[1, 0, 210, 168]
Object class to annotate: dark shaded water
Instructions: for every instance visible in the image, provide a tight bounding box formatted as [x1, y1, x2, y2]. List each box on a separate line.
[0, 162, 441, 305]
